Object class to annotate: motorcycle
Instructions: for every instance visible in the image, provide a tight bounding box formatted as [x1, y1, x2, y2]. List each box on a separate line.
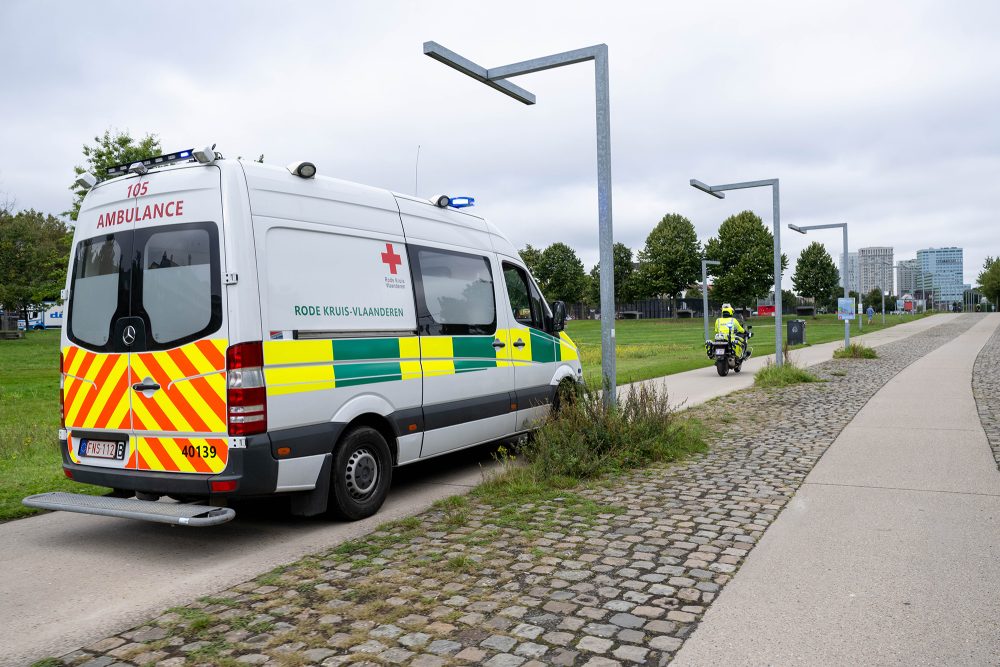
[705, 325, 753, 377]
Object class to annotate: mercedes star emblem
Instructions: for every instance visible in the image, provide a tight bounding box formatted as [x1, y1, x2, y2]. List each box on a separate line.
[122, 325, 136, 346]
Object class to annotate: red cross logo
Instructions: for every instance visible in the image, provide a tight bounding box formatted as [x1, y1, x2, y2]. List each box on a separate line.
[381, 243, 402, 275]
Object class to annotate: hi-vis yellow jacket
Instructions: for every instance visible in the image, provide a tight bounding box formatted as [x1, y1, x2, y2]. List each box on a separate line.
[714, 316, 746, 339]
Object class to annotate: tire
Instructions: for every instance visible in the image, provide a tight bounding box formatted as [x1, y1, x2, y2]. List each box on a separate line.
[716, 360, 729, 376]
[551, 379, 580, 416]
[329, 426, 393, 521]
[733, 362, 742, 373]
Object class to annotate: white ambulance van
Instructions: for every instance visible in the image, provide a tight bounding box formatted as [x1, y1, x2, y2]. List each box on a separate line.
[23, 149, 581, 526]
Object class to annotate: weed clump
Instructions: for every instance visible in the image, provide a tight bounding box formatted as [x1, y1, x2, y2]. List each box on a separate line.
[833, 343, 878, 359]
[520, 384, 705, 481]
[754, 361, 820, 388]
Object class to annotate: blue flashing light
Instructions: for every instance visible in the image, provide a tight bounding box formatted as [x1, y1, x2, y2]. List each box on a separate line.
[105, 148, 196, 177]
[449, 196, 475, 209]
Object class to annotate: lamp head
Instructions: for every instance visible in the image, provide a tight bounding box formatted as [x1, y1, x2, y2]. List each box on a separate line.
[690, 179, 725, 199]
[788, 224, 806, 234]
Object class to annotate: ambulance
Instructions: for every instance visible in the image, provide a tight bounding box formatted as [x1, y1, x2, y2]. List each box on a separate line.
[24, 147, 581, 526]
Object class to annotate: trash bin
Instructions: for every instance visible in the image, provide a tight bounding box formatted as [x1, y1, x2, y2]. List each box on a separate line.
[787, 319, 806, 345]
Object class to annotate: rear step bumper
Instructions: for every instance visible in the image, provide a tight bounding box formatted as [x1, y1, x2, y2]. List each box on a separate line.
[22, 492, 235, 527]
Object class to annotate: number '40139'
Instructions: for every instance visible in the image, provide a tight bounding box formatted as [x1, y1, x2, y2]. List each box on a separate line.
[126, 182, 149, 198]
[181, 444, 217, 459]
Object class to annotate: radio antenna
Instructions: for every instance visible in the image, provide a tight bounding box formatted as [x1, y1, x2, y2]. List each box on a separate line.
[414, 145, 421, 195]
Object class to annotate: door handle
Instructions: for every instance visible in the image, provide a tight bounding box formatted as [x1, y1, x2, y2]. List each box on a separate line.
[513, 339, 526, 348]
[132, 381, 161, 393]
[492, 339, 506, 349]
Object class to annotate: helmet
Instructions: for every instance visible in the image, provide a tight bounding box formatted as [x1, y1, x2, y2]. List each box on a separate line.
[721, 303, 734, 317]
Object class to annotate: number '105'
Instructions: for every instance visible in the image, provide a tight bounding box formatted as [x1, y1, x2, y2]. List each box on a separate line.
[127, 182, 149, 197]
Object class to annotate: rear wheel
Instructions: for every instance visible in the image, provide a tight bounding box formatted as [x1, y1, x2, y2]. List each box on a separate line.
[329, 426, 392, 521]
[716, 359, 729, 376]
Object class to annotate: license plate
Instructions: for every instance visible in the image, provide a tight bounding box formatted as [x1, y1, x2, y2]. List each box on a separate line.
[715, 349, 726, 356]
[79, 439, 126, 460]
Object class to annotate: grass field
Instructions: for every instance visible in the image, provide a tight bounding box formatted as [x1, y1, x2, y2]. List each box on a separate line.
[566, 312, 930, 385]
[0, 330, 105, 521]
[0, 313, 929, 521]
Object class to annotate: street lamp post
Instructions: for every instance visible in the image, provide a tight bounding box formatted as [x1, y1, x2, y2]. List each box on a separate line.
[691, 178, 784, 366]
[423, 41, 618, 406]
[702, 259, 721, 341]
[788, 222, 850, 350]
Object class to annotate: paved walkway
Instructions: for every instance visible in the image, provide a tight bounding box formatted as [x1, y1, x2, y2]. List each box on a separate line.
[674, 314, 1000, 666]
[628, 314, 957, 410]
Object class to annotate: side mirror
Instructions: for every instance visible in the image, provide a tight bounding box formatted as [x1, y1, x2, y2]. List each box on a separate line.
[551, 301, 568, 332]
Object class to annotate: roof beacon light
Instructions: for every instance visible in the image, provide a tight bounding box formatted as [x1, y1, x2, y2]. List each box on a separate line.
[128, 162, 148, 176]
[287, 161, 317, 179]
[74, 172, 97, 190]
[449, 196, 475, 209]
[106, 148, 197, 177]
[194, 145, 218, 164]
[431, 194, 450, 208]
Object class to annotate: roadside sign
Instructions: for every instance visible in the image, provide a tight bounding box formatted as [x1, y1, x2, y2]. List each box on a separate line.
[758, 305, 775, 317]
[837, 297, 856, 321]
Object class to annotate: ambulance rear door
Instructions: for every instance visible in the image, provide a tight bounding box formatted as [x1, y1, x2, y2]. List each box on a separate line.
[65, 165, 230, 478]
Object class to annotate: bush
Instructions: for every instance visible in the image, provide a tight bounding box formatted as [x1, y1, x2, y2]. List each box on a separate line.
[833, 343, 878, 359]
[522, 383, 706, 481]
[754, 361, 820, 388]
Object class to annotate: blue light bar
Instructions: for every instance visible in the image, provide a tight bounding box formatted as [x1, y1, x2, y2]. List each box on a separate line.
[106, 148, 197, 177]
[449, 196, 475, 208]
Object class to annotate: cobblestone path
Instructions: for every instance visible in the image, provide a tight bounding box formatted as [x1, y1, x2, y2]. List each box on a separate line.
[52, 316, 980, 667]
[973, 320, 1000, 470]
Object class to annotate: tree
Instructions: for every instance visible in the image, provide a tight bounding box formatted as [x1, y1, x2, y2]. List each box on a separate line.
[0, 209, 72, 323]
[704, 210, 788, 309]
[978, 256, 1000, 307]
[586, 242, 636, 305]
[862, 288, 883, 312]
[791, 242, 840, 309]
[519, 244, 543, 278]
[635, 213, 701, 298]
[534, 242, 587, 303]
[68, 129, 161, 220]
[782, 289, 798, 313]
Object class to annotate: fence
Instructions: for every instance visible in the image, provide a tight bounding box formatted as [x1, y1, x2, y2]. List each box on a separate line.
[567, 298, 738, 321]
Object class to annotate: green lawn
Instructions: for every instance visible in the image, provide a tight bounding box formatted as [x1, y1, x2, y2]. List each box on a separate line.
[566, 312, 931, 386]
[0, 330, 106, 521]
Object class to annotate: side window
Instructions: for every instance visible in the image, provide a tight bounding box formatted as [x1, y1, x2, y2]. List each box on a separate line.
[412, 246, 496, 336]
[503, 263, 546, 331]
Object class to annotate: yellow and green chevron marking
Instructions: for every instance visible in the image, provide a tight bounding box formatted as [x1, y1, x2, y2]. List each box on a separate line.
[263, 330, 578, 396]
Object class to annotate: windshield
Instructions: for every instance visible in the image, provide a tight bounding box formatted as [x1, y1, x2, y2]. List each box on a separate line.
[67, 221, 222, 352]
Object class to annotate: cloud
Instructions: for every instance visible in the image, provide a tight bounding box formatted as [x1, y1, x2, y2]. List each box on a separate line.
[1, 0, 998, 286]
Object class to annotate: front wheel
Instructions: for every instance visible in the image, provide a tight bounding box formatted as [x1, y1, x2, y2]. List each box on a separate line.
[716, 359, 729, 376]
[733, 361, 742, 373]
[329, 426, 393, 521]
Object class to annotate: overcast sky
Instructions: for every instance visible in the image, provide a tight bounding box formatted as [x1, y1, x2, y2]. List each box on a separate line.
[2, 0, 998, 287]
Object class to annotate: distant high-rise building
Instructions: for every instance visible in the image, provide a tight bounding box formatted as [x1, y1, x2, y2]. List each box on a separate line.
[896, 258, 919, 297]
[839, 252, 859, 294]
[916, 247, 964, 307]
[858, 247, 894, 295]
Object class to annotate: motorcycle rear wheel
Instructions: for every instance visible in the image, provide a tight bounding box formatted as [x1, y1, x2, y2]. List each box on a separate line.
[716, 359, 729, 376]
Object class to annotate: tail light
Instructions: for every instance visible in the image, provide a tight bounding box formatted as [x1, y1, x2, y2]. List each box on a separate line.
[226, 341, 267, 436]
[59, 351, 65, 428]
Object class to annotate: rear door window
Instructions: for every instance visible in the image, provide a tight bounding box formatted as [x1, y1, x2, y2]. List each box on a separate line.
[140, 226, 216, 345]
[69, 235, 129, 348]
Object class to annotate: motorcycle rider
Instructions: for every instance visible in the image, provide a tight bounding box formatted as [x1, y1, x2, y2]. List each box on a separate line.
[714, 303, 748, 360]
